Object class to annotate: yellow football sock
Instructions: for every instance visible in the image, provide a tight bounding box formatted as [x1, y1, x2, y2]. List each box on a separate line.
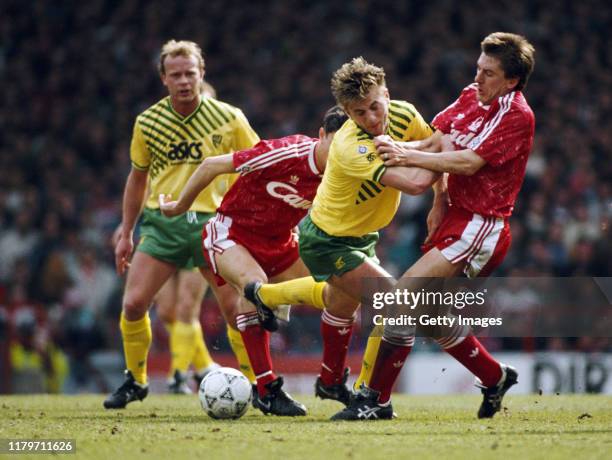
[354, 326, 383, 390]
[227, 325, 255, 383]
[169, 320, 196, 374]
[120, 312, 152, 385]
[192, 320, 216, 372]
[258, 277, 327, 310]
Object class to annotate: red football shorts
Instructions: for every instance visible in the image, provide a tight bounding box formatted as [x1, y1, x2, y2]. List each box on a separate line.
[421, 206, 511, 278]
[202, 213, 300, 286]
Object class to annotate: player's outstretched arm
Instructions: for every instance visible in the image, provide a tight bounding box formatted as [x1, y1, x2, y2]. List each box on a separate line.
[159, 153, 235, 217]
[389, 129, 444, 153]
[377, 141, 486, 176]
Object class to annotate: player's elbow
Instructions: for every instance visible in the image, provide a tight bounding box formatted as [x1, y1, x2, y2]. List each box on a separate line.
[461, 163, 480, 176]
[456, 151, 485, 176]
[201, 157, 215, 169]
[403, 178, 430, 196]
[409, 173, 438, 195]
[199, 157, 222, 177]
[202, 154, 233, 175]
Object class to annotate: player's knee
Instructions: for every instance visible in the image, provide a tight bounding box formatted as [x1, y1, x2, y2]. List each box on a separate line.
[122, 293, 151, 320]
[383, 323, 415, 339]
[242, 273, 268, 291]
[175, 300, 199, 322]
[156, 307, 175, 324]
[323, 287, 359, 318]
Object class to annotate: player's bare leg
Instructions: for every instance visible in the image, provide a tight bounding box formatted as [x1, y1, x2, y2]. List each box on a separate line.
[247, 258, 396, 406]
[155, 275, 178, 327]
[338, 248, 515, 420]
[402, 248, 515, 417]
[197, 265, 257, 384]
[104, 252, 176, 409]
[245, 259, 386, 393]
[210, 245, 307, 416]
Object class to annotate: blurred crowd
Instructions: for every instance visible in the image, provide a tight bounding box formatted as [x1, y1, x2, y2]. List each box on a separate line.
[1, 0, 610, 392]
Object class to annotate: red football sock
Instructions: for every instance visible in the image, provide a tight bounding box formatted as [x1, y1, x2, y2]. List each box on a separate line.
[320, 310, 355, 385]
[236, 312, 276, 395]
[443, 334, 502, 387]
[368, 336, 414, 404]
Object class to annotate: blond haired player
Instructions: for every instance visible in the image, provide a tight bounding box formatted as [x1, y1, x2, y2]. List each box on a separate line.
[104, 40, 259, 409]
[244, 57, 438, 413]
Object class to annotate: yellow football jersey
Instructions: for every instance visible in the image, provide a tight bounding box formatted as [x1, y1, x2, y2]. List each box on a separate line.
[130, 96, 259, 212]
[310, 100, 432, 236]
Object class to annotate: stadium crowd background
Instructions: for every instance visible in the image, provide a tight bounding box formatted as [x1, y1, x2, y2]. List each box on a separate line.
[1, 0, 610, 393]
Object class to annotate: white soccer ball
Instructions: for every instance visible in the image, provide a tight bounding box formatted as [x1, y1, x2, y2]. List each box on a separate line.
[198, 367, 252, 419]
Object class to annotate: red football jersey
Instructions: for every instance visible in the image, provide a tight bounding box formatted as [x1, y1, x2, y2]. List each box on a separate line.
[432, 84, 535, 217]
[218, 134, 321, 236]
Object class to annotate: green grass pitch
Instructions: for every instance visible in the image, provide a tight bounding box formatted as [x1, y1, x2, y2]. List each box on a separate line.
[1, 394, 610, 459]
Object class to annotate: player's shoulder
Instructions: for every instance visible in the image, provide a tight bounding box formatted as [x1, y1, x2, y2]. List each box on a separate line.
[509, 91, 534, 118]
[389, 99, 420, 118]
[136, 97, 172, 124]
[502, 91, 535, 126]
[280, 133, 317, 145]
[202, 96, 242, 121]
[453, 84, 479, 106]
[257, 134, 315, 151]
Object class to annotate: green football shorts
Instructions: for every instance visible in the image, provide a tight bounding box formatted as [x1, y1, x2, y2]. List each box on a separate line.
[137, 208, 214, 269]
[298, 214, 379, 281]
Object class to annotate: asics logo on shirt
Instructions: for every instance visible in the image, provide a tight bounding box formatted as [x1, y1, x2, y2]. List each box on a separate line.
[167, 141, 203, 161]
[265, 181, 311, 209]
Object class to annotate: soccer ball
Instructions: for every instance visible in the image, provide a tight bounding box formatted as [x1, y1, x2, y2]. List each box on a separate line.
[198, 367, 252, 419]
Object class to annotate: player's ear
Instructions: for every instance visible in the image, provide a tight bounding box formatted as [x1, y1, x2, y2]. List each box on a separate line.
[506, 76, 519, 92]
[318, 127, 325, 140]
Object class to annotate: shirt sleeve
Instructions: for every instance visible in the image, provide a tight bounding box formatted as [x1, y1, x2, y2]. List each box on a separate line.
[129, 121, 150, 171]
[233, 141, 265, 173]
[231, 109, 260, 151]
[467, 107, 533, 167]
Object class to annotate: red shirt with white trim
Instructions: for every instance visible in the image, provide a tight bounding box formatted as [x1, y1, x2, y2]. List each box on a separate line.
[432, 84, 535, 217]
[218, 134, 321, 236]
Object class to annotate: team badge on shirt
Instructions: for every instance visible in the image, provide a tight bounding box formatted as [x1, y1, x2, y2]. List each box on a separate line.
[358, 146, 367, 154]
[213, 134, 223, 147]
